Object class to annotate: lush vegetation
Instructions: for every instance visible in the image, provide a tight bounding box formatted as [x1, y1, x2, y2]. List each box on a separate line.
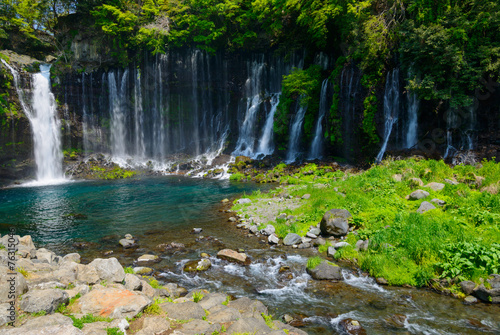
[233, 159, 500, 289]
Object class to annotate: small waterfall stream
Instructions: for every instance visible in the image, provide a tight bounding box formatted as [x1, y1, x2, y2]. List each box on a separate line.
[308, 79, 330, 160]
[2, 60, 64, 184]
[376, 69, 400, 163]
[405, 91, 419, 149]
[286, 97, 308, 163]
[255, 93, 280, 157]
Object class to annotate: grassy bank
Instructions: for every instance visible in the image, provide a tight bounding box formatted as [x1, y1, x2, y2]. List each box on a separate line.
[232, 158, 500, 290]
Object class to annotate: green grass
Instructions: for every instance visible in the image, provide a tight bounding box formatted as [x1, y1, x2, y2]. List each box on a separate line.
[192, 291, 204, 303]
[306, 256, 323, 270]
[106, 328, 124, 335]
[233, 158, 500, 287]
[124, 267, 134, 274]
[71, 313, 112, 329]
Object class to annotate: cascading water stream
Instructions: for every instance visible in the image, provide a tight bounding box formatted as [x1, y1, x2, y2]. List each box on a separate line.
[1, 60, 64, 184]
[375, 69, 400, 163]
[308, 79, 329, 160]
[286, 97, 308, 163]
[109, 70, 129, 158]
[405, 91, 419, 149]
[444, 108, 458, 159]
[255, 93, 280, 157]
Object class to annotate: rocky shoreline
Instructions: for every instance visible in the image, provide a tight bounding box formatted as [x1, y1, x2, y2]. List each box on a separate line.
[0, 234, 309, 335]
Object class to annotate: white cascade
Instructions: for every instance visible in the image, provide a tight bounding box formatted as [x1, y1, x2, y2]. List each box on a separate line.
[405, 91, 419, 149]
[255, 93, 280, 157]
[286, 97, 308, 163]
[308, 79, 329, 160]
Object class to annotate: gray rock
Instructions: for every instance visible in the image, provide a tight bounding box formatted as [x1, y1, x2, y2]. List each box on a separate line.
[320, 209, 352, 237]
[355, 239, 369, 251]
[88, 258, 125, 283]
[124, 273, 142, 291]
[260, 224, 276, 236]
[298, 243, 311, 249]
[19, 313, 73, 329]
[20, 289, 69, 314]
[306, 232, 317, 239]
[36, 248, 56, 264]
[409, 190, 430, 200]
[4, 325, 84, 335]
[207, 306, 241, 323]
[327, 247, 337, 257]
[198, 293, 227, 310]
[19, 235, 36, 250]
[426, 182, 445, 191]
[301, 237, 312, 243]
[460, 281, 476, 295]
[487, 274, 500, 289]
[445, 178, 459, 185]
[334, 242, 350, 249]
[277, 213, 288, 220]
[191, 228, 203, 234]
[136, 316, 170, 335]
[76, 264, 100, 285]
[0, 266, 28, 303]
[409, 178, 424, 186]
[136, 254, 159, 263]
[119, 239, 136, 248]
[249, 225, 259, 234]
[464, 295, 478, 305]
[177, 320, 221, 335]
[473, 284, 500, 303]
[0, 303, 12, 326]
[301, 194, 311, 200]
[238, 198, 252, 204]
[268, 234, 280, 244]
[31, 281, 66, 291]
[417, 201, 436, 214]
[272, 320, 309, 335]
[62, 253, 81, 264]
[140, 281, 156, 298]
[184, 259, 212, 272]
[228, 217, 237, 222]
[309, 227, 321, 236]
[227, 317, 271, 335]
[283, 233, 302, 246]
[306, 261, 343, 280]
[229, 297, 268, 318]
[80, 319, 129, 335]
[431, 198, 446, 206]
[160, 301, 205, 320]
[79, 287, 151, 318]
[65, 284, 90, 300]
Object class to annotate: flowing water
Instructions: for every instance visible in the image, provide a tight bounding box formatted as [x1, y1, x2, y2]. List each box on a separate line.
[406, 92, 419, 149]
[308, 79, 330, 160]
[376, 69, 400, 163]
[1, 178, 499, 334]
[286, 98, 308, 163]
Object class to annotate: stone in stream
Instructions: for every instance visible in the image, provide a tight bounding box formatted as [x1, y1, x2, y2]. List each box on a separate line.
[334, 241, 350, 249]
[119, 238, 136, 248]
[283, 233, 302, 246]
[460, 281, 476, 295]
[259, 224, 276, 236]
[306, 261, 343, 281]
[191, 228, 203, 234]
[268, 234, 280, 244]
[338, 318, 367, 335]
[384, 314, 407, 329]
[409, 190, 429, 200]
[249, 225, 259, 234]
[464, 296, 478, 304]
[136, 254, 160, 263]
[320, 209, 352, 237]
[133, 267, 153, 275]
[417, 201, 436, 214]
[183, 259, 212, 272]
[125, 234, 133, 240]
[228, 216, 237, 222]
[217, 249, 250, 265]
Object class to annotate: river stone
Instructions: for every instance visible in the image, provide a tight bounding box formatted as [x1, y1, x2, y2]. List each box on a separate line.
[464, 295, 478, 305]
[160, 301, 205, 320]
[339, 318, 367, 335]
[487, 274, 500, 289]
[249, 225, 259, 234]
[426, 182, 445, 191]
[125, 234, 133, 240]
[237, 198, 252, 204]
[384, 314, 407, 329]
[228, 217, 237, 222]
[283, 233, 302, 246]
[177, 320, 221, 335]
[62, 253, 81, 264]
[306, 232, 317, 239]
[80, 287, 151, 318]
[184, 259, 211, 272]
[137, 254, 159, 263]
[409, 190, 430, 200]
[309, 227, 321, 236]
[88, 258, 125, 283]
[327, 247, 337, 257]
[460, 281, 476, 295]
[191, 228, 203, 234]
[217, 249, 249, 264]
[124, 273, 142, 291]
[20, 289, 69, 314]
[431, 198, 446, 206]
[133, 267, 153, 275]
[0, 266, 28, 303]
[320, 209, 352, 237]
[260, 224, 276, 236]
[268, 234, 280, 244]
[119, 239, 136, 248]
[136, 316, 170, 335]
[417, 201, 436, 214]
[307, 261, 342, 281]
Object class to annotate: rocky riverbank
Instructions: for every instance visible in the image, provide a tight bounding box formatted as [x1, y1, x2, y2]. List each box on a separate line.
[0, 234, 308, 335]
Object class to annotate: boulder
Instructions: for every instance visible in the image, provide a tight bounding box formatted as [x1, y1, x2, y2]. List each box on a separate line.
[464, 296, 478, 305]
[309, 227, 321, 236]
[62, 253, 81, 264]
[217, 249, 249, 264]
[431, 198, 446, 206]
[229, 297, 268, 318]
[409, 190, 430, 200]
[79, 287, 151, 318]
[237, 198, 252, 204]
[283, 233, 302, 246]
[4, 325, 83, 335]
[198, 293, 227, 310]
[119, 239, 136, 248]
[227, 317, 271, 335]
[306, 232, 317, 239]
[76, 264, 100, 285]
[306, 261, 343, 281]
[460, 281, 476, 295]
[136, 316, 170, 335]
[249, 225, 259, 234]
[260, 224, 276, 236]
[228, 217, 237, 222]
[19, 235, 36, 250]
[268, 234, 280, 244]
[160, 301, 205, 320]
[88, 258, 125, 283]
[133, 267, 153, 275]
[140, 281, 156, 298]
[327, 247, 337, 257]
[16, 313, 73, 329]
[177, 320, 221, 335]
[184, 259, 211, 272]
[339, 318, 367, 335]
[206, 306, 241, 323]
[417, 201, 436, 214]
[36, 248, 56, 264]
[320, 209, 352, 237]
[426, 182, 445, 191]
[487, 274, 500, 289]
[473, 284, 500, 303]
[0, 266, 28, 303]
[20, 289, 69, 314]
[124, 273, 142, 291]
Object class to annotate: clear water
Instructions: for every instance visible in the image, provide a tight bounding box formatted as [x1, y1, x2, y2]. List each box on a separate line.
[1, 178, 499, 334]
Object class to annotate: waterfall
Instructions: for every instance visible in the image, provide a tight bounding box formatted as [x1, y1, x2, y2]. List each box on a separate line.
[255, 93, 280, 157]
[134, 67, 145, 158]
[109, 70, 129, 158]
[1, 60, 64, 184]
[233, 59, 265, 157]
[286, 97, 308, 163]
[405, 91, 419, 149]
[308, 79, 330, 160]
[375, 69, 400, 163]
[466, 103, 476, 150]
[444, 108, 458, 158]
[340, 66, 360, 159]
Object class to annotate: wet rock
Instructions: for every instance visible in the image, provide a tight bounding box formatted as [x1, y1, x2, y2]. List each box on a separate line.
[217, 249, 250, 264]
[431, 198, 446, 206]
[320, 209, 352, 237]
[283, 233, 302, 246]
[409, 190, 429, 200]
[306, 261, 342, 281]
[339, 318, 367, 335]
[124, 234, 133, 240]
[227, 317, 271, 335]
[268, 234, 280, 244]
[376, 277, 388, 285]
[301, 194, 311, 200]
[473, 284, 500, 303]
[80, 287, 151, 318]
[133, 267, 153, 275]
[160, 301, 205, 320]
[221, 198, 229, 203]
[20, 289, 69, 314]
[88, 257, 125, 283]
[191, 228, 203, 234]
[467, 318, 496, 332]
[0, 266, 28, 303]
[425, 182, 445, 191]
[384, 314, 407, 329]
[184, 259, 211, 272]
[464, 295, 478, 304]
[417, 201, 436, 214]
[460, 281, 476, 295]
[487, 274, 500, 289]
[136, 254, 160, 263]
[104, 250, 114, 256]
[228, 217, 237, 222]
[119, 238, 136, 248]
[237, 198, 252, 204]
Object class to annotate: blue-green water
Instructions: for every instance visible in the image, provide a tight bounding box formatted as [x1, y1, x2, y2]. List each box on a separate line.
[0, 176, 264, 253]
